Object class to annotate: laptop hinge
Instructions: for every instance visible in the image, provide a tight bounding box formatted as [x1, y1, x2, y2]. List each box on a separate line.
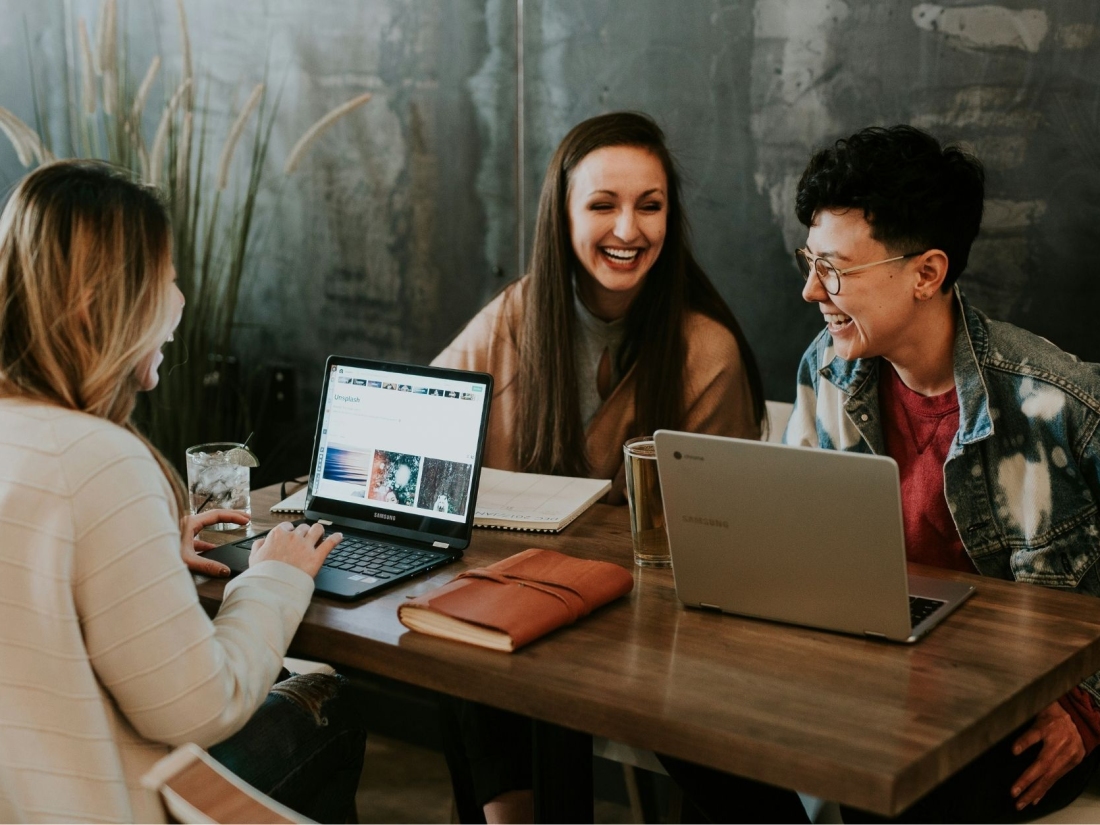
[700, 603, 721, 612]
[864, 630, 887, 639]
[433, 541, 449, 549]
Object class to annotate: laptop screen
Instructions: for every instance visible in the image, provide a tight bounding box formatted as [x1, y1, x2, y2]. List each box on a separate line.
[305, 357, 493, 546]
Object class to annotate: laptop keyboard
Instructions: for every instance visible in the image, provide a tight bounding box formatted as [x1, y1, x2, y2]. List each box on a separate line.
[909, 595, 945, 628]
[321, 532, 447, 580]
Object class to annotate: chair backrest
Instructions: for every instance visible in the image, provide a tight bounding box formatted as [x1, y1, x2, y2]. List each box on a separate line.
[142, 743, 312, 824]
[764, 400, 794, 444]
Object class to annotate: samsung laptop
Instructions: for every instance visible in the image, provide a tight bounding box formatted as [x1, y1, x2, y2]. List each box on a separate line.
[205, 356, 493, 600]
[653, 431, 974, 643]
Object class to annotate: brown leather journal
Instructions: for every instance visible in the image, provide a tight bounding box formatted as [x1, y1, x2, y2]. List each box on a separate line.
[397, 548, 634, 651]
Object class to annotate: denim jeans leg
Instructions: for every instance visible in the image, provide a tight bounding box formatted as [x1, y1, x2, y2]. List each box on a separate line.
[209, 673, 367, 823]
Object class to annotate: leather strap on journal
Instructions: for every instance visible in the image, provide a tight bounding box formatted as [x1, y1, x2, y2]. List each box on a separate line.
[455, 568, 588, 622]
[398, 548, 635, 650]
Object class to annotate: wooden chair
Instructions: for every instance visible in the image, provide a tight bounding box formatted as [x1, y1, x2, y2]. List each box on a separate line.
[140, 658, 338, 823]
[142, 743, 312, 824]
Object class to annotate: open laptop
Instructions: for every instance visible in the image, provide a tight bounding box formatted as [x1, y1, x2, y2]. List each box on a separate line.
[653, 431, 974, 643]
[204, 356, 493, 600]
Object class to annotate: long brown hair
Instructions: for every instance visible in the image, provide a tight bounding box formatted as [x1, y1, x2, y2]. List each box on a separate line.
[516, 112, 765, 476]
[0, 160, 189, 517]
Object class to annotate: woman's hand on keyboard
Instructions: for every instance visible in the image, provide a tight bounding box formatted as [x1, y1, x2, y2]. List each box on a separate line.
[250, 521, 343, 578]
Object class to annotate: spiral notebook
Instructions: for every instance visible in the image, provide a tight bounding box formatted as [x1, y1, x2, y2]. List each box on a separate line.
[271, 468, 610, 533]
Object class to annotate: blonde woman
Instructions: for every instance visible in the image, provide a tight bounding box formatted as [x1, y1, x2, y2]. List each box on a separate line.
[0, 161, 365, 823]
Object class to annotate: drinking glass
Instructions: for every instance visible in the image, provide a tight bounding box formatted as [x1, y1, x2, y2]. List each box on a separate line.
[185, 442, 252, 530]
[623, 436, 670, 568]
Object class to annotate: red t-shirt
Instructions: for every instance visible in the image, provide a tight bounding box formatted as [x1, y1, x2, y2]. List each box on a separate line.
[879, 362, 1100, 752]
[878, 363, 973, 573]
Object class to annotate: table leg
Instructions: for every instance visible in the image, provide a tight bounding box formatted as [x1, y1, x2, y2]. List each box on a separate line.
[532, 719, 592, 823]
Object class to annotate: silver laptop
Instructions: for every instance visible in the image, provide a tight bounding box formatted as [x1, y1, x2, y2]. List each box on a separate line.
[653, 431, 974, 643]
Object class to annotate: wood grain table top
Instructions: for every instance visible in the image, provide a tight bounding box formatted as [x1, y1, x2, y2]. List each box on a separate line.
[196, 483, 1100, 815]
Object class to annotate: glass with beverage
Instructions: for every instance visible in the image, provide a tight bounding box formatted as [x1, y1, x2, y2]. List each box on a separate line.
[623, 436, 671, 567]
[185, 442, 257, 530]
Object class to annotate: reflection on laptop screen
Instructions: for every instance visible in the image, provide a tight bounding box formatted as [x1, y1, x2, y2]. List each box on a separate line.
[311, 363, 488, 523]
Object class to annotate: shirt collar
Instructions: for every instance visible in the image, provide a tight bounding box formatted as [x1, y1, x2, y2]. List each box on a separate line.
[573, 281, 628, 337]
[820, 286, 993, 444]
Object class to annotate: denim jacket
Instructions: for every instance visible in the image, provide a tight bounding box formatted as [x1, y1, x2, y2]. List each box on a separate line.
[786, 288, 1100, 701]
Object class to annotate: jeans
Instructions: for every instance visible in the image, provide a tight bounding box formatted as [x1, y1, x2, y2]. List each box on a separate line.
[209, 671, 367, 823]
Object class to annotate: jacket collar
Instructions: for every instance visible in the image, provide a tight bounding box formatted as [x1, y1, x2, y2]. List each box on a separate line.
[819, 286, 993, 445]
[951, 287, 993, 445]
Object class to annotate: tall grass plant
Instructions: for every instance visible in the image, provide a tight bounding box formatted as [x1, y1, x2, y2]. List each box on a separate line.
[0, 0, 370, 471]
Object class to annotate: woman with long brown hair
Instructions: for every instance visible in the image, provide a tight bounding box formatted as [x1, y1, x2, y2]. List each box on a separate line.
[433, 112, 765, 822]
[435, 111, 764, 503]
[0, 160, 365, 823]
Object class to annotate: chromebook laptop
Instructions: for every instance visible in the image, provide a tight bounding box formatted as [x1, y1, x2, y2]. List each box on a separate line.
[653, 431, 974, 643]
[205, 356, 493, 600]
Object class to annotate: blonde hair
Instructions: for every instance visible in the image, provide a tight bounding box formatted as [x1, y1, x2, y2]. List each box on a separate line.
[0, 160, 188, 517]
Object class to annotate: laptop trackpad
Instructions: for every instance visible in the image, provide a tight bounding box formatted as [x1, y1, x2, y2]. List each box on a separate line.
[201, 539, 254, 574]
[908, 574, 974, 604]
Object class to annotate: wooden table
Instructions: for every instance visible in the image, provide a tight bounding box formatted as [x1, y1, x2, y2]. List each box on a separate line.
[198, 484, 1100, 818]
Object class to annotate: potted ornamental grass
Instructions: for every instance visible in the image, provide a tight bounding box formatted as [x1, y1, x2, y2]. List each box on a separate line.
[0, 0, 370, 471]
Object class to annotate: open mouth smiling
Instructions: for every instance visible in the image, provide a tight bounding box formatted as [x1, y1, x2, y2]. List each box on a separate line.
[600, 246, 642, 267]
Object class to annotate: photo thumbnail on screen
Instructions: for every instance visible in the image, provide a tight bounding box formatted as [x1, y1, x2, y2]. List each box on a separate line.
[322, 445, 372, 485]
[369, 450, 421, 507]
[416, 458, 474, 516]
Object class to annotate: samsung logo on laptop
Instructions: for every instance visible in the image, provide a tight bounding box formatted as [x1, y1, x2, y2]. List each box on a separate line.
[672, 451, 704, 461]
[683, 515, 729, 529]
[374, 512, 396, 522]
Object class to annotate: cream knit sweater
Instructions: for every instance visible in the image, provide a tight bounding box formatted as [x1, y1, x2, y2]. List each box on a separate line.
[0, 398, 315, 823]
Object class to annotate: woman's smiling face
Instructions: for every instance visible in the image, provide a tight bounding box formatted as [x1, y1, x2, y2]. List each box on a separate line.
[567, 145, 667, 319]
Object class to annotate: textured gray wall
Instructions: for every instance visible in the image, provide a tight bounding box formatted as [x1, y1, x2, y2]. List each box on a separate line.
[2, 0, 1099, 418]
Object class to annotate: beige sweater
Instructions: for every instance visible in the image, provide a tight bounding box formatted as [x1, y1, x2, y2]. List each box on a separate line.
[0, 399, 314, 823]
[433, 278, 760, 502]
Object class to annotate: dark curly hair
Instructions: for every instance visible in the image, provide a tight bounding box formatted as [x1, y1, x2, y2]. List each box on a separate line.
[795, 125, 985, 290]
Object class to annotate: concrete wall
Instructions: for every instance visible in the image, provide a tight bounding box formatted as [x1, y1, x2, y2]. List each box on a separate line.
[2, 0, 1099, 421]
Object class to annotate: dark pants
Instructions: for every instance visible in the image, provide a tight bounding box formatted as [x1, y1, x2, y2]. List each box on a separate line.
[439, 697, 531, 821]
[660, 717, 1100, 824]
[209, 671, 367, 824]
[657, 754, 811, 824]
[438, 697, 807, 824]
[842, 719, 1100, 823]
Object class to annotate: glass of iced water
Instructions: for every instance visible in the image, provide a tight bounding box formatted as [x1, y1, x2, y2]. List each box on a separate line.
[185, 442, 255, 530]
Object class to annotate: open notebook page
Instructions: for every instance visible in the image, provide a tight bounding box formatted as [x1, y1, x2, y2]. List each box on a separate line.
[473, 468, 611, 531]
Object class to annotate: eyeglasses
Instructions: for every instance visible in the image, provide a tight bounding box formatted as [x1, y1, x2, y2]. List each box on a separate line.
[794, 248, 922, 296]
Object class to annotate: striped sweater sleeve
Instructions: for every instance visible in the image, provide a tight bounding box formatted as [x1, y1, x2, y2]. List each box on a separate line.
[67, 424, 314, 747]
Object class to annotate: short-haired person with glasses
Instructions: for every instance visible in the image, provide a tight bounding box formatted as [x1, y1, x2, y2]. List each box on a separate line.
[785, 124, 1100, 821]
